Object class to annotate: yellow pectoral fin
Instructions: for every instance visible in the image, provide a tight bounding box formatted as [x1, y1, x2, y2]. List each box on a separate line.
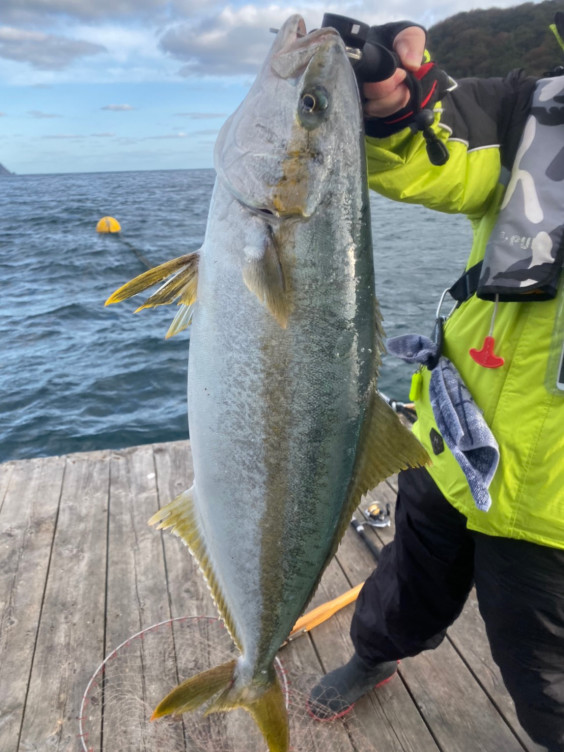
[165, 303, 196, 339]
[105, 251, 199, 309]
[242, 242, 290, 329]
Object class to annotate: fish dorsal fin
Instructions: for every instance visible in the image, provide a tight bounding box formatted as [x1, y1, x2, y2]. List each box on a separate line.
[149, 489, 242, 651]
[242, 240, 290, 329]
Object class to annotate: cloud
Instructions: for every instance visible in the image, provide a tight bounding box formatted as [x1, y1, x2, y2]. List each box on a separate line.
[159, 5, 302, 77]
[0, 0, 213, 25]
[28, 110, 60, 118]
[147, 131, 190, 139]
[42, 133, 84, 139]
[156, 2, 421, 77]
[101, 104, 135, 111]
[91, 132, 115, 137]
[174, 112, 226, 119]
[0, 26, 106, 69]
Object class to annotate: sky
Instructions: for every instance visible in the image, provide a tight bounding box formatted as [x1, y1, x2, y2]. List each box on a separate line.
[0, 0, 545, 174]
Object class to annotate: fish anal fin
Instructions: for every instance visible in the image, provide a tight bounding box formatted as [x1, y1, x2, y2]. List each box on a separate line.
[242, 242, 290, 329]
[148, 489, 241, 650]
[150, 660, 236, 720]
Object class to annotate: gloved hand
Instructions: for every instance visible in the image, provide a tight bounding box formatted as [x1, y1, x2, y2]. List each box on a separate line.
[363, 24, 451, 138]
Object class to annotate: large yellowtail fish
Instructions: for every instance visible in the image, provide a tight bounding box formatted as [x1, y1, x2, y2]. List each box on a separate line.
[106, 15, 428, 752]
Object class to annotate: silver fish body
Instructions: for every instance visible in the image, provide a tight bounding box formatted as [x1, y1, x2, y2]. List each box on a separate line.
[189, 90, 375, 682]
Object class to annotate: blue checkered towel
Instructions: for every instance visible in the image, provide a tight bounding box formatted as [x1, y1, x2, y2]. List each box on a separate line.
[387, 334, 499, 512]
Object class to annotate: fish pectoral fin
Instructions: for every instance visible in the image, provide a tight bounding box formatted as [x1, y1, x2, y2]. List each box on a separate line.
[205, 674, 289, 752]
[150, 660, 236, 719]
[242, 242, 290, 329]
[354, 391, 430, 497]
[105, 251, 200, 311]
[165, 302, 196, 339]
[148, 489, 242, 651]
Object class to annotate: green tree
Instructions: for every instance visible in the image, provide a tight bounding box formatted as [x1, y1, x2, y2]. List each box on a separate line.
[428, 0, 563, 77]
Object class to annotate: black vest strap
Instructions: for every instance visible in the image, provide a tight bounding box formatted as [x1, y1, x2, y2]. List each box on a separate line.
[448, 261, 483, 303]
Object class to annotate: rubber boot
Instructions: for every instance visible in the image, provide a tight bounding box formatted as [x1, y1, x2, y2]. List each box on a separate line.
[307, 654, 398, 721]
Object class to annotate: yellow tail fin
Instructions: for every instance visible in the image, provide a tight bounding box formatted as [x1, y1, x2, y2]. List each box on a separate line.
[151, 660, 289, 752]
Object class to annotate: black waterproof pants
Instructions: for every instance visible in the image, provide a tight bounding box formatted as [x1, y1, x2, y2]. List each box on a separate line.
[350, 467, 564, 752]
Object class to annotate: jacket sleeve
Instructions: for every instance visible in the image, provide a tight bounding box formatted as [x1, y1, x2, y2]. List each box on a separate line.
[365, 70, 536, 219]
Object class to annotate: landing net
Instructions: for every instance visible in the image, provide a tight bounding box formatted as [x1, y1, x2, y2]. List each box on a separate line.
[79, 616, 376, 752]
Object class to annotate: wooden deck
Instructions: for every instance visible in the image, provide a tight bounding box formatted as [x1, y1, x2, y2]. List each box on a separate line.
[0, 440, 544, 752]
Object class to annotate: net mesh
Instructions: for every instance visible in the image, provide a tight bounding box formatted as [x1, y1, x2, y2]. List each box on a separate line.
[79, 616, 377, 752]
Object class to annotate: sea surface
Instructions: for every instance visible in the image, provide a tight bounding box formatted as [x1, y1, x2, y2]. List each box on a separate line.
[1, 169, 472, 462]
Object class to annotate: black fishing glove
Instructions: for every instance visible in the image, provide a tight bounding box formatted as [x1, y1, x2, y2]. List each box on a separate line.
[363, 22, 452, 138]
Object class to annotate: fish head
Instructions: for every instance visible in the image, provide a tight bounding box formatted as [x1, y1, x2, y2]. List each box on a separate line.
[214, 15, 362, 220]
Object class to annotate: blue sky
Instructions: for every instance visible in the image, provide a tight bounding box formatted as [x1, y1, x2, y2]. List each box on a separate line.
[0, 0, 545, 174]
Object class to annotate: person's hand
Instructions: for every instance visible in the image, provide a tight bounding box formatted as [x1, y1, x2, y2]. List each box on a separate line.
[363, 26, 426, 119]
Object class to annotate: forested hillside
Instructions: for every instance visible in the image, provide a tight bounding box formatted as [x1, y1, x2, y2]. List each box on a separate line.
[428, 0, 563, 77]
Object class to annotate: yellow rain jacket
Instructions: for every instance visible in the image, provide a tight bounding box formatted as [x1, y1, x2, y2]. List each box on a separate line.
[366, 72, 564, 549]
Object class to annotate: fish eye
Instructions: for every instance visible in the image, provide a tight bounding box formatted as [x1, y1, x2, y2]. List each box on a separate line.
[298, 86, 330, 129]
[300, 88, 329, 114]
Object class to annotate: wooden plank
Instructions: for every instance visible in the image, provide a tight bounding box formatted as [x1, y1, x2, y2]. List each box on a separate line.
[17, 451, 110, 752]
[152, 440, 215, 619]
[1, 440, 539, 752]
[100, 444, 187, 752]
[400, 644, 526, 752]
[0, 455, 65, 752]
[0, 460, 15, 515]
[105, 444, 170, 645]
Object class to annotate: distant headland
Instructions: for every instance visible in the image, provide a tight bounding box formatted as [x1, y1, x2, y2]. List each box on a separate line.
[0, 163, 14, 176]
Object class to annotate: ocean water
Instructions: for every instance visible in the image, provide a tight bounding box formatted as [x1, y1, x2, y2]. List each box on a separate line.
[0, 169, 471, 462]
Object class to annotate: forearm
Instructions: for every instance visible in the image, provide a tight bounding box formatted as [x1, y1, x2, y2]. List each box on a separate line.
[366, 71, 536, 217]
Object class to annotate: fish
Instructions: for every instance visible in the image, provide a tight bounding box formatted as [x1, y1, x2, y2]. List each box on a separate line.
[105, 14, 429, 752]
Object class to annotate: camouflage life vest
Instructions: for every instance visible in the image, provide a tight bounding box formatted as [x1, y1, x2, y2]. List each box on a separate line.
[477, 76, 564, 301]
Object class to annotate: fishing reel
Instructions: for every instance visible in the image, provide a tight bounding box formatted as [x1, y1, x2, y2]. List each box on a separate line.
[321, 13, 449, 166]
[363, 502, 392, 528]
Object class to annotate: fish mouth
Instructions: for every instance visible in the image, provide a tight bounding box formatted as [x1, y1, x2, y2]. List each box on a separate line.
[270, 15, 342, 81]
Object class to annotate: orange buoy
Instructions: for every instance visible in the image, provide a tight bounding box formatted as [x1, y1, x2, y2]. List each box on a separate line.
[96, 216, 121, 233]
